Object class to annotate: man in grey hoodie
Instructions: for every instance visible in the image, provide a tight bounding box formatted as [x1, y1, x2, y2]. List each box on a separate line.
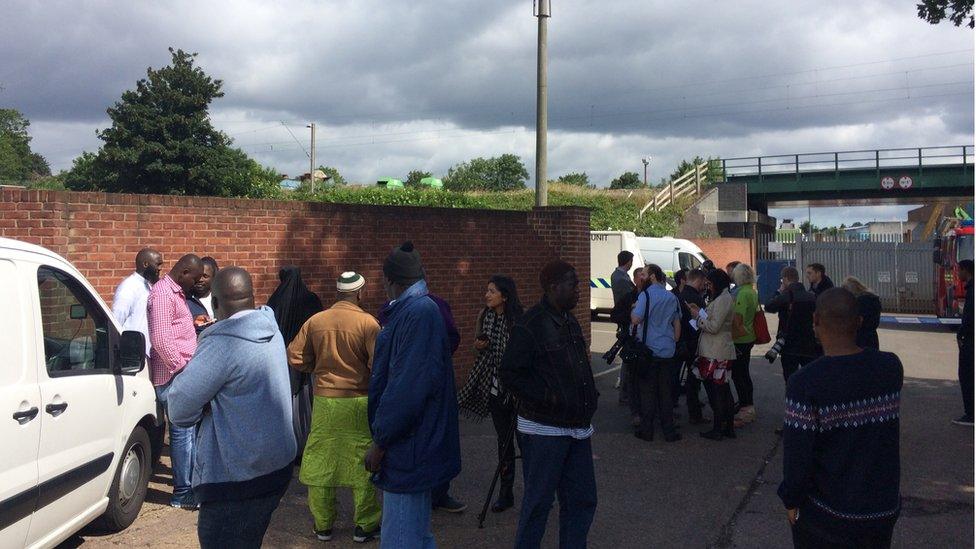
[169, 267, 297, 549]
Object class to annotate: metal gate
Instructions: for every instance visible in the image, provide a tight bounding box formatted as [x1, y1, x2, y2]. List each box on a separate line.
[796, 240, 933, 313]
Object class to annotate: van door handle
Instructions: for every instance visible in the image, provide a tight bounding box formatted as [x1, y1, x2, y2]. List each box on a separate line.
[45, 402, 68, 416]
[12, 407, 39, 422]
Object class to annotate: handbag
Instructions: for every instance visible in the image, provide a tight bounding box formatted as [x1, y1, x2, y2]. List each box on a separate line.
[753, 306, 771, 344]
[619, 288, 653, 364]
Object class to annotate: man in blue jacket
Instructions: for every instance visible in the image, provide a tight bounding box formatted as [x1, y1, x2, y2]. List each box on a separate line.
[365, 241, 462, 548]
[168, 267, 296, 549]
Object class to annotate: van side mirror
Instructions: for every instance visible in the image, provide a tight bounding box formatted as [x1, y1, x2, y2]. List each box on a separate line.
[116, 331, 146, 375]
[933, 250, 943, 265]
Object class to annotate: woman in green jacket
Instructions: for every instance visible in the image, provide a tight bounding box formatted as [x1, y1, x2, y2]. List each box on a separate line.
[731, 263, 758, 425]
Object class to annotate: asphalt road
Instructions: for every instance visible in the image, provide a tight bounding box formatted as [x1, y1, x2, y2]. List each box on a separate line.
[62, 317, 973, 548]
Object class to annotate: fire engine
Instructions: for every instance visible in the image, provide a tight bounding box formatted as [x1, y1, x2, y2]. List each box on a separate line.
[933, 208, 974, 319]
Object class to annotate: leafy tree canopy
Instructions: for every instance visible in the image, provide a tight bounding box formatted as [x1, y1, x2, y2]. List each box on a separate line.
[444, 154, 528, 192]
[554, 171, 592, 188]
[315, 165, 347, 186]
[405, 170, 432, 187]
[609, 171, 644, 190]
[72, 47, 279, 198]
[0, 109, 51, 181]
[917, 0, 974, 27]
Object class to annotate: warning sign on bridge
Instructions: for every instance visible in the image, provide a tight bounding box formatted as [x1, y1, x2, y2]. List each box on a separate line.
[880, 176, 895, 190]
[898, 175, 914, 189]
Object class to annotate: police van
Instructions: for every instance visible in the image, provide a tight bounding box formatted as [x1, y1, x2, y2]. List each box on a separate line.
[590, 231, 645, 316]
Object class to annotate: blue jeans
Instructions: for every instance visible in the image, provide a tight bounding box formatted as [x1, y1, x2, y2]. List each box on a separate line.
[381, 490, 436, 549]
[516, 434, 597, 549]
[197, 485, 287, 549]
[156, 381, 195, 505]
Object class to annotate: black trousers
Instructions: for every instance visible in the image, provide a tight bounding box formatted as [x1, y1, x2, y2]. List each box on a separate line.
[781, 353, 816, 389]
[636, 357, 676, 436]
[621, 359, 643, 417]
[703, 380, 735, 432]
[960, 342, 974, 418]
[791, 516, 894, 549]
[731, 342, 755, 407]
[489, 394, 519, 490]
[684, 360, 704, 421]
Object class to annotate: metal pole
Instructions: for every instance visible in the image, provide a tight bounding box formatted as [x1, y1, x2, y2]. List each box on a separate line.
[309, 122, 316, 192]
[534, 0, 550, 207]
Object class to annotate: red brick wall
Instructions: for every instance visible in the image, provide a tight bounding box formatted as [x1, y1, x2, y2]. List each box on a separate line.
[0, 188, 591, 381]
[691, 237, 755, 271]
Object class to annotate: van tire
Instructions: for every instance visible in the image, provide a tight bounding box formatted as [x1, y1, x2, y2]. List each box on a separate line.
[95, 426, 151, 532]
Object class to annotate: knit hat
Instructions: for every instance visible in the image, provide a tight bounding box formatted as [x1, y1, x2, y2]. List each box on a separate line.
[383, 241, 425, 283]
[337, 271, 366, 293]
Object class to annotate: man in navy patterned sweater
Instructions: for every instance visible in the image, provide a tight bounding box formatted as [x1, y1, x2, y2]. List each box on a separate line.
[779, 288, 903, 548]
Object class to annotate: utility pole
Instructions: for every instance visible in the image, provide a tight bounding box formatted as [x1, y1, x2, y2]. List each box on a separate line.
[642, 157, 650, 187]
[534, 0, 550, 207]
[308, 122, 316, 192]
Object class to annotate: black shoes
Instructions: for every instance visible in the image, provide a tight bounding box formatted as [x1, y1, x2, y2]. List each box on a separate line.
[353, 526, 380, 543]
[634, 429, 654, 441]
[491, 487, 515, 513]
[700, 429, 724, 441]
[315, 529, 333, 541]
[952, 415, 974, 426]
[434, 496, 468, 513]
[664, 432, 682, 442]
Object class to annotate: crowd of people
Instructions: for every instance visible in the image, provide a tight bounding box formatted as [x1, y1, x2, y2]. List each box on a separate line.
[608, 252, 973, 547]
[106, 239, 973, 549]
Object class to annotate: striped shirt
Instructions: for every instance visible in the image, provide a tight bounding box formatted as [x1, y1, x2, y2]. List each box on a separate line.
[148, 275, 197, 387]
[517, 416, 594, 440]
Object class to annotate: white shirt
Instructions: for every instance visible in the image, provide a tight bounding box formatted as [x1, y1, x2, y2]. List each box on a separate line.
[199, 293, 214, 318]
[112, 272, 153, 356]
[517, 416, 594, 440]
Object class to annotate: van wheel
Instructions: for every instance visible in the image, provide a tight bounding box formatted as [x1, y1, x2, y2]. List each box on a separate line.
[95, 426, 151, 532]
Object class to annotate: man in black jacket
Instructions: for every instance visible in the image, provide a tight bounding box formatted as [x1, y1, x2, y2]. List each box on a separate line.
[954, 259, 974, 426]
[678, 269, 707, 423]
[765, 266, 821, 386]
[805, 263, 834, 296]
[501, 260, 598, 549]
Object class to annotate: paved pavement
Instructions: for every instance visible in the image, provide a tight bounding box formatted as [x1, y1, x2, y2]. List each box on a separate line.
[62, 317, 973, 548]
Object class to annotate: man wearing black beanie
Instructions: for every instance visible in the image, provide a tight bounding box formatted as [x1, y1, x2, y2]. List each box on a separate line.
[501, 260, 599, 548]
[366, 242, 462, 547]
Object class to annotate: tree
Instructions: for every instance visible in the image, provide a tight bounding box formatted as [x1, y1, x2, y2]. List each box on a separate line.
[555, 172, 592, 188]
[665, 156, 724, 184]
[90, 47, 259, 196]
[443, 154, 528, 192]
[0, 109, 50, 181]
[917, 0, 974, 27]
[315, 165, 347, 186]
[245, 161, 284, 199]
[609, 171, 643, 190]
[405, 170, 432, 187]
[62, 151, 104, 191]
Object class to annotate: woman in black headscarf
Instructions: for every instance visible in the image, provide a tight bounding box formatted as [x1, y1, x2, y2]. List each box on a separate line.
[267, 266, 324, 460]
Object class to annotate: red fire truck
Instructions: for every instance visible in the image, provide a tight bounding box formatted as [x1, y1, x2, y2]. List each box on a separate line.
[934, 212, 974, 319]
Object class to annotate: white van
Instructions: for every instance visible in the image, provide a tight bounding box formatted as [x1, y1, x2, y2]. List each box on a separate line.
[637, 236, 710, 278]
[590, 231, 645, 316]
[0, 238, 158, 549]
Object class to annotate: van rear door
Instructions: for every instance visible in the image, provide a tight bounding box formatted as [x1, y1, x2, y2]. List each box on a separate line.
[0, 258, 41, 547]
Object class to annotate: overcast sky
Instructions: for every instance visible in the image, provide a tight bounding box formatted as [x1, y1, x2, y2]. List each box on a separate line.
[2, 0, 972, 225]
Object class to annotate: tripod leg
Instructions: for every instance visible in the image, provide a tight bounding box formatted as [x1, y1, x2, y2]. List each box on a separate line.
[478, 413, 520, 528]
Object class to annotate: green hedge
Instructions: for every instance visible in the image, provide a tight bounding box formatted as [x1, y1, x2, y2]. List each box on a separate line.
[292, 183, 686, 237]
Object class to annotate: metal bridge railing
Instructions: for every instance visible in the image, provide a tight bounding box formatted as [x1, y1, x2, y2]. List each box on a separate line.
[716, 145, 974, 183]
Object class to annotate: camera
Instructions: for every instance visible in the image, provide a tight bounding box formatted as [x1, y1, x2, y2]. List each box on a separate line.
[764, 337, 786, 363]
[603, 330, 631, 364]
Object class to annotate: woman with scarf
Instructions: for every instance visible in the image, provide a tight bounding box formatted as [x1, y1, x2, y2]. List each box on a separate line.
[687, 269, 738, 441]
[267, 266, 324, 460]
[457, 275, 523, 513]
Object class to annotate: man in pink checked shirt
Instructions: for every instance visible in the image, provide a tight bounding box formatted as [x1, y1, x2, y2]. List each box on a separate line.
[148, 254, 205, 510]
